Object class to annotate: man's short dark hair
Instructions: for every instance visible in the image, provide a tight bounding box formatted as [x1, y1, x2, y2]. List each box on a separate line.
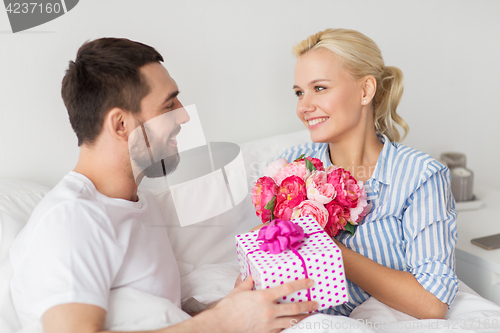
[61, 38, 164, 146]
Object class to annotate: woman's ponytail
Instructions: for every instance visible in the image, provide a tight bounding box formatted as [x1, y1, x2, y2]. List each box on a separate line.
[374, 66, 408, 142]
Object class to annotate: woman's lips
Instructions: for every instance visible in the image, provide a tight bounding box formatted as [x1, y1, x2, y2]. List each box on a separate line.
[306, 117, 328, 129]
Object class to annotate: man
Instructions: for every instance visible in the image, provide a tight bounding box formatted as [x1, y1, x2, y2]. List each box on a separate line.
[9, 38, 317, 333]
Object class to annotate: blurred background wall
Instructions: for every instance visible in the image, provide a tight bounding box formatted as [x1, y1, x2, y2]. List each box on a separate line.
[1, 0, 499, 189]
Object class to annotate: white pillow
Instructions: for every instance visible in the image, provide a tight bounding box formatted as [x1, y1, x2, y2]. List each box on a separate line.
[181, 262, 240, 313]
[0, 180, 50, 333]
[240, 129, 310, 189]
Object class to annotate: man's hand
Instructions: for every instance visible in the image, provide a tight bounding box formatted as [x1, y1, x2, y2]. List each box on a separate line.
[194, 277, 317, 333]
[235, 274, 243, 288]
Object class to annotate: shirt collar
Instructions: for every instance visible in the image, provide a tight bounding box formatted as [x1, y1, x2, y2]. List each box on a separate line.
[322, 144, 333, 168]
[323, 133, 395, 186]
[370, 133, 394, 186]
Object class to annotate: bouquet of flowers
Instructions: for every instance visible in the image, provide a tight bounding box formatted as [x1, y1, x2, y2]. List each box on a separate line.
[251, 155, 370, 237]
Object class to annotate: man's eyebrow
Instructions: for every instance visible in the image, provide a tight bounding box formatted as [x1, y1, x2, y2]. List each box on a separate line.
[162, 90, 180, 105]
[293, 79, 331, 90]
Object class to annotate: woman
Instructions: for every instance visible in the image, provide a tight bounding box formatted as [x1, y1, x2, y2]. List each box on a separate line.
[280, 28, 458, 319]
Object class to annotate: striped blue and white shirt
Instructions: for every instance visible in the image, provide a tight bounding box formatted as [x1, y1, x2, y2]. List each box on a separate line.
[279, 134, 459, 316]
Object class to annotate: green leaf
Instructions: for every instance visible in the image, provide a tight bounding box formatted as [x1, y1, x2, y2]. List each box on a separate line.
[294, 154, 305, 162]
[344, 223, 356, 236]
[305, 158, 317, 172]
[263, 196, 276, 222]
[264, 195, 276, 210]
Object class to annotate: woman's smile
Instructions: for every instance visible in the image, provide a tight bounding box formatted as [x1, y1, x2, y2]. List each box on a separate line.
[306, 116, 329, 129]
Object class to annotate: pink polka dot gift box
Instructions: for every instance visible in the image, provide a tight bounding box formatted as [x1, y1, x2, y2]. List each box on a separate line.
[235, 216, 348, 310]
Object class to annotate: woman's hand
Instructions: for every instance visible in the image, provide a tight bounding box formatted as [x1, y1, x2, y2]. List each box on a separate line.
[330, 236, 345, 250]
[249, 221, 269, 232]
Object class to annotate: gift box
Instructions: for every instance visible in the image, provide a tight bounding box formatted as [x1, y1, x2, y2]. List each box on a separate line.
[236, 216, 348, 310]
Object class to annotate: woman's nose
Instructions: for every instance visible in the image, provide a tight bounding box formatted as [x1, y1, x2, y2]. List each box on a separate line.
[297, 94, 316, 114]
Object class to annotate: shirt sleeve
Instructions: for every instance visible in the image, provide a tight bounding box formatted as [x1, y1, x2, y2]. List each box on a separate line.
[10, 202, 125, 323]
[402, 160, 459, 307]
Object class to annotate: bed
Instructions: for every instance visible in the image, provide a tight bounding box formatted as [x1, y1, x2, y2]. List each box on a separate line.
[1, 129, 500, 333]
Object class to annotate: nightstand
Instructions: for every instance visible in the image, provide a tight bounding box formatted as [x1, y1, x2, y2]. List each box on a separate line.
[455, 186, 500, 305]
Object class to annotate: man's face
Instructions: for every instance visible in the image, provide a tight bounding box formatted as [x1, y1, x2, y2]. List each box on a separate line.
[129, 63, 190, 182]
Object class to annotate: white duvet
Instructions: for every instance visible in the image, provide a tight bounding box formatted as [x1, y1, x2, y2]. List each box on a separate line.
[12, 262, 500, 333]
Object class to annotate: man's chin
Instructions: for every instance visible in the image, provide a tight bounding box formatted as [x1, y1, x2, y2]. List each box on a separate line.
[142, 153, 180, 179]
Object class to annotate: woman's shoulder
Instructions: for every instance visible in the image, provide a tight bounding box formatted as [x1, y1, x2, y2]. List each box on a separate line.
[389, 141, 449, 181]
[279, 142, 329, 161]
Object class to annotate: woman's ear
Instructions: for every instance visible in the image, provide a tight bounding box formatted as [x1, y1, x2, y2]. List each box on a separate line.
[104, 108, 135, 143]
[361, 75, 377, 105]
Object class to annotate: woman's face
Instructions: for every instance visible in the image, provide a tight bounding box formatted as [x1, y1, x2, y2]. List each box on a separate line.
[294, 48, 365, 143]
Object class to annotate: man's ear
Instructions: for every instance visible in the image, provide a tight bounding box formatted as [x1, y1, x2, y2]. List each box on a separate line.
[104, 108, 135, 143]
[361, 75, 377, 105]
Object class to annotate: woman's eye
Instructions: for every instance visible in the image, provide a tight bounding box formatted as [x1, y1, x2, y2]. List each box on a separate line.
[294, 90, 303, 97]
[315, 86, 325, 92]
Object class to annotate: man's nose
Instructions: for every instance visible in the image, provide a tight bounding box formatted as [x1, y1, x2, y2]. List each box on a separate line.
[175, 100, 190, 125]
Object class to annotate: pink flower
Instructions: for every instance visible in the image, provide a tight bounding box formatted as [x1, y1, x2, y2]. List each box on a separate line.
[305, 156, 325, 172]
[326, 166, 360, 209]
[324, 202, 349, 237]
[264, 158, 289, 179]
[305, 171, 336, 204]
[251, 176, 278, 223]
[273, 176, 307, 220]
[253, 156, 368, 238]
[273, 161, 310, 186]
[348, 181, 370, 225]
[291, 200, 329, 228]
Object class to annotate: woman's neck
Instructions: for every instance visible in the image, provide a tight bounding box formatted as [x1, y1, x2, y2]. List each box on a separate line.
[328, 129, 383, 184]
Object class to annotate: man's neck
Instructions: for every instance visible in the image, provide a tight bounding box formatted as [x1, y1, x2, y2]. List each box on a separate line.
[74, 144, 139, 202]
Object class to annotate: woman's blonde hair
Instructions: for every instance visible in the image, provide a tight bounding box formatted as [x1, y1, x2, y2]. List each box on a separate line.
[293, 28, 408, 142]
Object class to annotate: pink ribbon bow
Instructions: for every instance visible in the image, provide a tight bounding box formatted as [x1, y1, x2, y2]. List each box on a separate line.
[257, 219, 305, 254]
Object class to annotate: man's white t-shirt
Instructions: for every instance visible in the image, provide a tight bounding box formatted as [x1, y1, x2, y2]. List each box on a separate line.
[10, 171, 181, 327]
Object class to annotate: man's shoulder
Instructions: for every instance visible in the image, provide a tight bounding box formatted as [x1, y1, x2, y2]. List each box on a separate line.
[32, 172, 100, 215]
[10, 173, 122, 260]
[23, 173, 114, 238]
